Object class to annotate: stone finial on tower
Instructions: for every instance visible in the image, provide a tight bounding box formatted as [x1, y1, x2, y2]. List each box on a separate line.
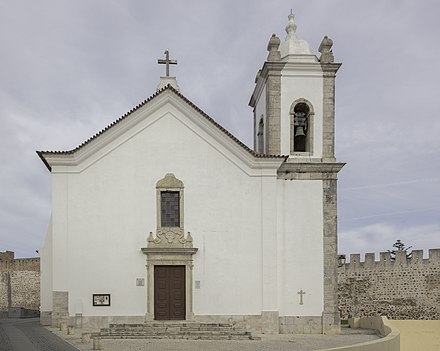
[319, 36, 334, 63]
[267, 34, 281, 61]
[285, 10, 298, 36]
[157, 50, 180, 92]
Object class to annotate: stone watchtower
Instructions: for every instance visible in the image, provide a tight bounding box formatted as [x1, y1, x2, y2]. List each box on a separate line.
[250, 12, 344, 334]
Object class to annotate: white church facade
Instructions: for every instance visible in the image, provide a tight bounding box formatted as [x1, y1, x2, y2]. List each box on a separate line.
[38, 13, 343, 334]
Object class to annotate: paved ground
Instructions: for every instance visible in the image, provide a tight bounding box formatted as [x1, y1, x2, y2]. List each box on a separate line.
[0, 318, 78, 351]
[50, 325, 380, 351]
[389, 320, 440, 351]
[0, 318, 382, 351]
[97, 334, 380, 351]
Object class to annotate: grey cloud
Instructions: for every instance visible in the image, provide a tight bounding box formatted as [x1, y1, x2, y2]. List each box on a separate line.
[1, 0, 440, 256]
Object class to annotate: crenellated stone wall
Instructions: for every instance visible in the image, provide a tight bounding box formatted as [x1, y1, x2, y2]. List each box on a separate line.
[2, 247, 440, 321]
[0, 251, 40, 312]
[338, 249, 440, 320]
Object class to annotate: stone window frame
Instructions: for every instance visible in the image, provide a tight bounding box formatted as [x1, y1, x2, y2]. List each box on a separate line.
[289, 98, 314, 155]
[156, 174, 184, 231]
[257, 116, 265, 153]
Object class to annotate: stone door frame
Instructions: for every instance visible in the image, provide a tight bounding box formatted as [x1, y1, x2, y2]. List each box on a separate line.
[142, 247, 197, 321]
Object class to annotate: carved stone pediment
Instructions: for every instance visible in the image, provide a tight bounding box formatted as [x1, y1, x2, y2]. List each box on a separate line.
[147, 228, 194, 249]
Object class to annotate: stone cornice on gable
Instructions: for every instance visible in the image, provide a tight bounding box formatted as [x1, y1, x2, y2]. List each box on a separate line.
[37, 85, 286, 173]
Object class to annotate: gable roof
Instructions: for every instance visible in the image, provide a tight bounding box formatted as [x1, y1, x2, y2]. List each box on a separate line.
[37, 85, 286, 171]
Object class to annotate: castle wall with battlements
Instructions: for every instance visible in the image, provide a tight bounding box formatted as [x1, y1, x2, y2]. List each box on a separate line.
[2, 247, 439, 320]
[338, 249, 440, 320]
[0, 251, 40, 311]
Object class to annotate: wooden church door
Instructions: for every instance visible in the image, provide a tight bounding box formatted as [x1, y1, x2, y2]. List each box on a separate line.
[154, 265, 186, 320]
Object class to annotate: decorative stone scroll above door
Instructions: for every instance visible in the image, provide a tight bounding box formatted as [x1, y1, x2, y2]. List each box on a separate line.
[141, 173, 198, 321]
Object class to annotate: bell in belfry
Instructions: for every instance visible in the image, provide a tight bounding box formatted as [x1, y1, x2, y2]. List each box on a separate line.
[295, 126, 306, 137]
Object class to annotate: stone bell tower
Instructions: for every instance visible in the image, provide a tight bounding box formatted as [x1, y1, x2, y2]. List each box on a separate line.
[249, 12, 341, 163]
[250, 12, 344, 334]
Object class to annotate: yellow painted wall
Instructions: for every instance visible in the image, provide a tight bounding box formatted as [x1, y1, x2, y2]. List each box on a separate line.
[389, 320, 440, 351]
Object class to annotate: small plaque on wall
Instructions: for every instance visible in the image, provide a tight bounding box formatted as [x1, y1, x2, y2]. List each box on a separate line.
[92, 294, 110, 306]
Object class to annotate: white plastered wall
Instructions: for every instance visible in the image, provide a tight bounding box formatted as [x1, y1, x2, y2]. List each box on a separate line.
[40, 216, 53, 312]
[277, 179, 324, 316]
[49, 101, 280, 318]
[51, 171, 69, 294]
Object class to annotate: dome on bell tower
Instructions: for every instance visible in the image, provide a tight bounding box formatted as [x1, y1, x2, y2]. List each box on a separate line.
[279, 11, 316, 62]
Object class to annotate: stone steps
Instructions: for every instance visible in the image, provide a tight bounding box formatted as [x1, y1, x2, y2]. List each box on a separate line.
[97, 322, 255, 340]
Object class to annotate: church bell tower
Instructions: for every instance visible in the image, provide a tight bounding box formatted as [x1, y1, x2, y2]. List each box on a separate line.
[249, 12, 341, 162]
[250, 12, 344, 334]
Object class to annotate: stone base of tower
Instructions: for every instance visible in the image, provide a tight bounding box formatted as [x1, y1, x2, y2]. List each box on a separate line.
[322, 311, 341, 334]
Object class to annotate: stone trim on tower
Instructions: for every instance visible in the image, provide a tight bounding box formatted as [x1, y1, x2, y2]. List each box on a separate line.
[321, 64, 341, 162]
[322, 179, 340, 334]
[249, 61, 286, 155]
[249, 33, 287, 156]
[319, 36, 341, 162]
[266, 70, 282, 155]
[277, 162, 344, 180]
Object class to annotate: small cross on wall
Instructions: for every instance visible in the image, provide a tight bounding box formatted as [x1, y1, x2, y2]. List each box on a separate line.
[158, 50, 177, 77]
[297, 289, 306, 305]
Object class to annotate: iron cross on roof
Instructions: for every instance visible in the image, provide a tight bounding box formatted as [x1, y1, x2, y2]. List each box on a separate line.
[158, 50, 177, 77]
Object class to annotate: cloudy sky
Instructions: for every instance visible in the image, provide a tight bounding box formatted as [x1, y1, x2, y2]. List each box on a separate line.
[1, 1, 439, 259]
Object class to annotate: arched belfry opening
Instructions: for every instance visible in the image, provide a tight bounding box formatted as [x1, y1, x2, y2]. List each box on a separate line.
[257, 117, 264, 153]
[290, 100, 314, 154]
